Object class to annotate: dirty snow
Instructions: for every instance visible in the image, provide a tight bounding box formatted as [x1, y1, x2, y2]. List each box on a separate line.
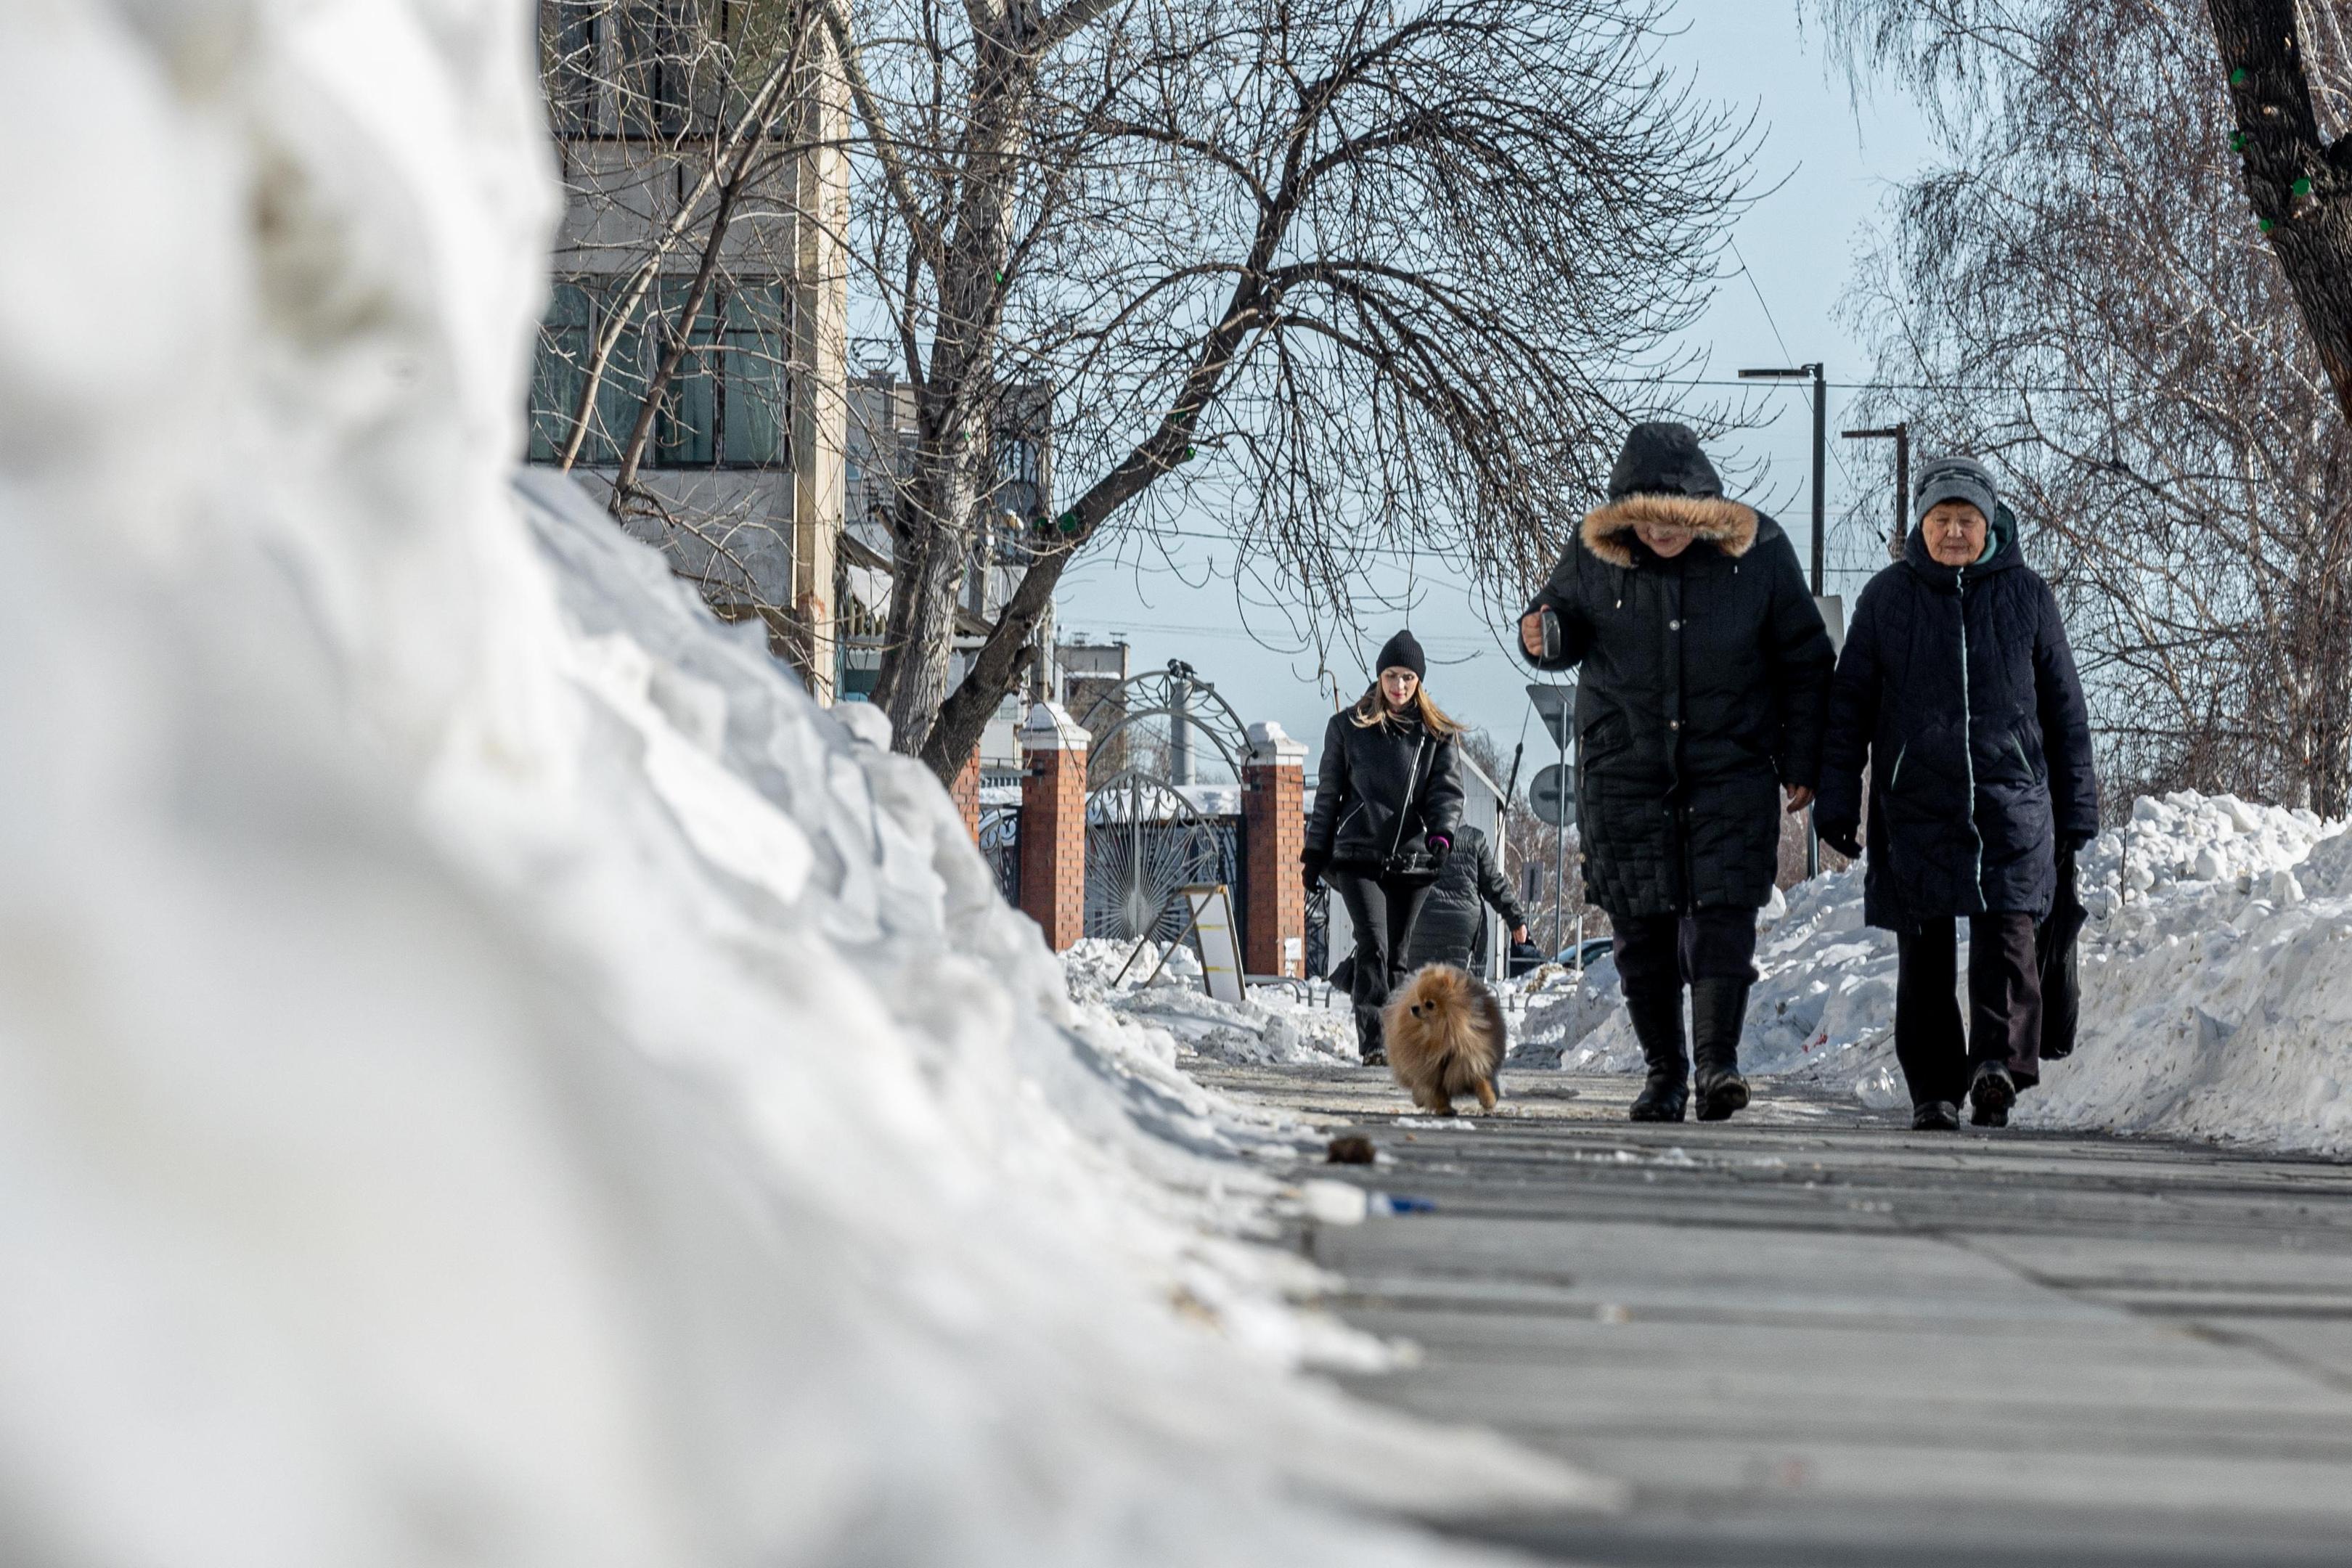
[1511, 792, 2352, 1158]
[1064, 939, 1360, 1065]
[0, 5, 1610, 1566]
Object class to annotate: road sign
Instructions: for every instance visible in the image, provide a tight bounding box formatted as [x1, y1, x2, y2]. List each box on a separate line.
[1816, 594, 1846, 654]
[1524, 683, 1574, 750]
[1529, 763, 1575, 828]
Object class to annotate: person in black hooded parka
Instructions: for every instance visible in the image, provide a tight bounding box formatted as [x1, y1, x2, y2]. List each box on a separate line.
[1304, 631, 1466, 1063]
[1518, 423, 1835, 1122]
[1402, 824, 1531, 977]
[1815, 456, 2099, 1131]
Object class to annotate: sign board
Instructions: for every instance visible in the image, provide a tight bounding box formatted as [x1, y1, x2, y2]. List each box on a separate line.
[1529, 763, 1575, 828]
[1524, 682, 1575, 751]
[1180, 883, 1246, 1005]
[1815, 595, 1847, 655]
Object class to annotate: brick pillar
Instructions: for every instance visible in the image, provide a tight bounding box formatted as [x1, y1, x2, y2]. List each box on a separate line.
[1242, 719, 1310, 977]
[950, 744, 983, 844]
[1017, 701, 1089, 950]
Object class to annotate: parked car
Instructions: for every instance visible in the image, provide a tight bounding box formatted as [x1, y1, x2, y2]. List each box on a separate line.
[1554, 937, 1615, 971]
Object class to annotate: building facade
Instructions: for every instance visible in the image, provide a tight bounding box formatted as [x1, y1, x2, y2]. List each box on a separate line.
[526, 0, 849, 698]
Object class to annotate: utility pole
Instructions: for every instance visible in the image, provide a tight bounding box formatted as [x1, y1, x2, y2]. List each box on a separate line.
[1741, 362, 1829, 876]
[1843, 422, 1911, 560]
[1811, 362, 1826, 594]
[1741, 363, 1828, 592]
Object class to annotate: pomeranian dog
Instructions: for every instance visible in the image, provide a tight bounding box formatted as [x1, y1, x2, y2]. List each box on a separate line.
[1381, 963, 1508, 1116]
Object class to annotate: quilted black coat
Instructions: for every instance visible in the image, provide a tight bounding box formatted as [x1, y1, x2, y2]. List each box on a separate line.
[1522, 468, 1835, 920]
[1304, 709, 1465, 872]
[1816, 511, 2099, 931]
[1403, 825, 1526, 970]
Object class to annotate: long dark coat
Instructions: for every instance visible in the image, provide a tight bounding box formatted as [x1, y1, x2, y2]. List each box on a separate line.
[1816, 513, 2099, 931]
[1304, 710, 1465, 872]
[1523, 496, 1835, 920]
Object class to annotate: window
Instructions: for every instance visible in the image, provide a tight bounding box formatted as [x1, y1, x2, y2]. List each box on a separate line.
[528, 282, 594, 463]
[542, 0, 603, 136]
[527, 278, 793, 470]
[653, 277, 717, 467]
[721, 282, 790, 467]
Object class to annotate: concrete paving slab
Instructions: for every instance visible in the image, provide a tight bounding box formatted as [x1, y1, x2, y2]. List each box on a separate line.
[1205, 1062, 2352, 1567]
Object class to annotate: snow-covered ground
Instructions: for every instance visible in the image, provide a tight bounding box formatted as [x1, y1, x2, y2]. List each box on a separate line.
[0, 6, 1609, 1566]
[1066, 939, 1361, 1066]
[1514, 794, 2352, 1157]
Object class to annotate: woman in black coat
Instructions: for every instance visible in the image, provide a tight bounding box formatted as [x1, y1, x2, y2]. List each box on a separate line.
[1815, 456, 2099, 1131]
[1519, 423, 1835, 1122]
[1303, 631, 1466, 1063]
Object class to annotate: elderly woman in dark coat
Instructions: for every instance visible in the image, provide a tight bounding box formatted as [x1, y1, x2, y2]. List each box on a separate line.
[1815, 457, 2099, 1131]
[1519, 423, 1836, 1122]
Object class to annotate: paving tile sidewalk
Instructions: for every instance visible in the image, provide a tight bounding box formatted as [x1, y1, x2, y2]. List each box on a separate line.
[1203, 1063, 2352, 1568]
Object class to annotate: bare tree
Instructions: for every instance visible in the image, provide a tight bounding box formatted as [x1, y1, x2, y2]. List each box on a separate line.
[1810, 0, 2352, 812]
[829, 0, 1755, 781]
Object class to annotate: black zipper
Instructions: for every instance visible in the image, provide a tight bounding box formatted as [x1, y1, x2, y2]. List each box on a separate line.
[1389, 735, 1429, 864]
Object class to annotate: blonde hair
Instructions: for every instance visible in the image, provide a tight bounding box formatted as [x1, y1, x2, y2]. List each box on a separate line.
[1349, 679, 1464, 737]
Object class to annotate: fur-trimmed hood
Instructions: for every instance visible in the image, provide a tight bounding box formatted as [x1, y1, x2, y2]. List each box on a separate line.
[1580, 494, 1761, 569]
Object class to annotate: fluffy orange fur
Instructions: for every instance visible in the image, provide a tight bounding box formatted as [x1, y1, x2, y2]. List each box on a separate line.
[1381, 963, 1508, 1116]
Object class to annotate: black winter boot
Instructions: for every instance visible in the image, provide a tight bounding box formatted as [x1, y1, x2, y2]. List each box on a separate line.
[1690, 978, 1752, 1122]
[1624, 991, 1689, 1122]
[1969, 1061, 2015, 1127]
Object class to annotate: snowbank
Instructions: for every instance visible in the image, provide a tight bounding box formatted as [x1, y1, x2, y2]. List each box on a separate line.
[1066, 939, 1360, 1065]
[0, 4, 1608, 1565]
[1514, 792, 2352, 1156]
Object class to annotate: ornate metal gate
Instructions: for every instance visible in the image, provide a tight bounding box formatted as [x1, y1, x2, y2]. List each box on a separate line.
[1083, 769, 1240, 943]
[977, 804, 1019, 905]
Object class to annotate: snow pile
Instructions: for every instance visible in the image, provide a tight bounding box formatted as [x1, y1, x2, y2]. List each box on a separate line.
[2022, 794, 2352, 1153]
[0, 5, 1606, 1566]
[1512, 791, 2352, 1155]
[1514, 867, 1903, 1098]
[1064, 939, 1360, 1064]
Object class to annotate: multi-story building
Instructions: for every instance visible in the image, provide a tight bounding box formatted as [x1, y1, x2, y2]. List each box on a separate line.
[1056, 636, 1132, 772]
[525, 1, 849, 698]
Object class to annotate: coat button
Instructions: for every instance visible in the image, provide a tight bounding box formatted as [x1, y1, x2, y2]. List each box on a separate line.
[1669, 719, 1681, 730]
[1669, 618, 1681, 629]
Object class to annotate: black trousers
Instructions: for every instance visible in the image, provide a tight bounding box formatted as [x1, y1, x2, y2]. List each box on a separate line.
[1326, 867, 1434, 1055]
[1895, 912, 2042, 1109]
[1611, 905, 1760, 1000]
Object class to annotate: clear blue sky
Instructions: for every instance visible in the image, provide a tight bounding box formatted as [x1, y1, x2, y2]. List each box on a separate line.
[1052, 1, 1936, 778]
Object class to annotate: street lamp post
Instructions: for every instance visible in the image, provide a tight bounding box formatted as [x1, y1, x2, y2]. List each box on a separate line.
[1842, 422, 1911, 560]
[1737, 364, 1828, 595]
[1740, 363, 1827, 877]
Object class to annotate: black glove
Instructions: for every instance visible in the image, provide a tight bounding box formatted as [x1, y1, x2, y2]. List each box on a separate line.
[1302, 854, 1327, 893]
[1424, 832, 1453, 862]
[1820, 822, 1862, 859]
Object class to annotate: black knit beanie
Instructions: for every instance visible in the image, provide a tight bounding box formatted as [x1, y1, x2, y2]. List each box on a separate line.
[1375, 629, 1427, 681]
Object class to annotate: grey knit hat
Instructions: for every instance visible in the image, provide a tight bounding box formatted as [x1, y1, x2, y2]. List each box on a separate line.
[1914, 454, 1998, 528]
